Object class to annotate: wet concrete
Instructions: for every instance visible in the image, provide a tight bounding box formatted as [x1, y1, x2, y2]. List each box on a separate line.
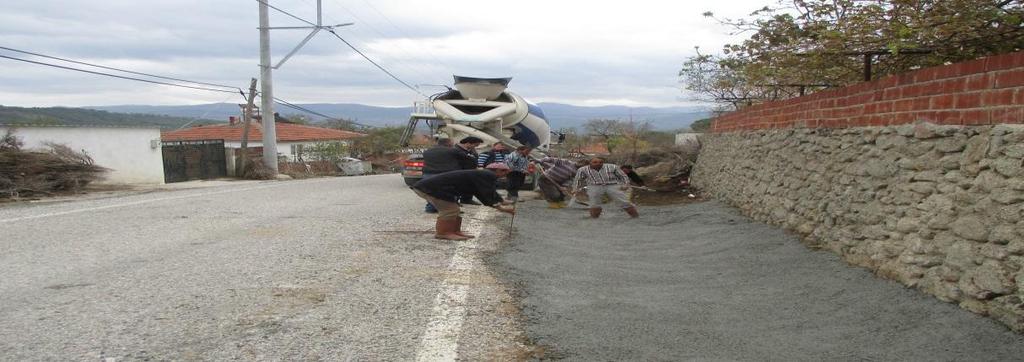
[495, 200, 1024, 361]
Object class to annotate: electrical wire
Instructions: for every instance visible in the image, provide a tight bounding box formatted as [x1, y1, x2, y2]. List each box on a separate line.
[357, 0, 455, 72]
[0, 45, 378, 130]
[0, 46, 381, 130]
[326, 29, 427, 98]
[0, 46, 239, 90]
[254, 0, 318, 27]
[269, 95, 377, 129]
[322, 0, 442, 82]
[0, 53, 242, 95]
[267, 0, 435, 96]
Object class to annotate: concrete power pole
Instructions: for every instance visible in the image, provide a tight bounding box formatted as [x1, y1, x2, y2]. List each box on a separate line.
[256, 0, 352, 175]
[257, 0, 279, 174]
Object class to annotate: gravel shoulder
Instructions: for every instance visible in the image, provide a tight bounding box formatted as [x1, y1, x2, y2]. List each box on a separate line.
[495, 199, 1024, 361]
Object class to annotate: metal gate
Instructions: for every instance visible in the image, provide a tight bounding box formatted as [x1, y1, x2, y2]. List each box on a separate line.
[162, 140, 227, 183]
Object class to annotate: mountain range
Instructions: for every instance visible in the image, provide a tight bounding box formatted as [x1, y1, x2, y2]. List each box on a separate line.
[88, 102, 710, 130]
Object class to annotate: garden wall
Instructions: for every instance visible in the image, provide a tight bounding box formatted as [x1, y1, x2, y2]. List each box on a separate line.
[692, 51, 1024, 331]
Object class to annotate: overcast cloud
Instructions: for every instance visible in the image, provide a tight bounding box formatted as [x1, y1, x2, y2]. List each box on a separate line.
[0, 0, 764, 108]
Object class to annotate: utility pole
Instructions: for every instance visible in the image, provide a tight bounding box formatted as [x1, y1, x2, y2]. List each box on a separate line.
[238, 78, 259, 176]
[256, 0, 352, 175]
[258, 0, 279, 174]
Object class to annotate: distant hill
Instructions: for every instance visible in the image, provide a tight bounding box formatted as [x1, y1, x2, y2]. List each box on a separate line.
[89, 102, 710, 131]
[0, 105, 222, 129]
[535, 103, 709, 131]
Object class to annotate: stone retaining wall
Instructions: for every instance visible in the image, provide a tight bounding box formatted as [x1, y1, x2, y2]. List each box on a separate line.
[692, 123, 1024, 330]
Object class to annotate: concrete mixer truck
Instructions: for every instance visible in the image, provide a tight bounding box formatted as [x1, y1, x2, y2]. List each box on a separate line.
[400, 76, 553, 152]
[399, 76, 556, 187]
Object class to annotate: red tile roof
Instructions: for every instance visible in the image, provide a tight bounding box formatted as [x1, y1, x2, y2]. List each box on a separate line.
[577, 142, 610, 155]
[162, 122, 365, 142]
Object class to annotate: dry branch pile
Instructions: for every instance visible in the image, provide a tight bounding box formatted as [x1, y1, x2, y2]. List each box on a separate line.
[0, 131, 108, 198]
[241, 159, 276, 180]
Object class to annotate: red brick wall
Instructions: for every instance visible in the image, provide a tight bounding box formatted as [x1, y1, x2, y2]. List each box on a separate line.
[712, 51, 1024, 132]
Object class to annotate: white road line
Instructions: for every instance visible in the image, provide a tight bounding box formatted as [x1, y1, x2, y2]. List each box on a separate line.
[0, 179, 334, 224]
[415, 212, 487, 362]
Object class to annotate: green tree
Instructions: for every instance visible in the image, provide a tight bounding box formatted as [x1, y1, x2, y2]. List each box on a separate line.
[689, 118, 712, 133]
[324, 118, 368, 132]
[682, 0, 1024, 109]
[349, 126, 404, 158]
[582, 119, 626, 153]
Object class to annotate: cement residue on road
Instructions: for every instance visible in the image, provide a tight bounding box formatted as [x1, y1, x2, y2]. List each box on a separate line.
[494, 199, 1024, 360]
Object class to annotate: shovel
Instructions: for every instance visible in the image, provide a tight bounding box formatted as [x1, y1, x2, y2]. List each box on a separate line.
[566, 186, 590, 208]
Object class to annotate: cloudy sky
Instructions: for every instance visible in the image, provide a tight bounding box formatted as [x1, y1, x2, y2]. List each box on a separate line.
[0, 0, 765, 108]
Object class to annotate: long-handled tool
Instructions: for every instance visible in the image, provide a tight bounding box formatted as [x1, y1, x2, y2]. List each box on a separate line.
[508, 201, 518, 236]
[566, 186, 590, 208]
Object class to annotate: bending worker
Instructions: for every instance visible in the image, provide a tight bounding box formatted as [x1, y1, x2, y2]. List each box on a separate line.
[419, 137, 463, 213]
[572, 157, 639, 219]
[411, 163, 516, 240]
[533, 156, 579, 209]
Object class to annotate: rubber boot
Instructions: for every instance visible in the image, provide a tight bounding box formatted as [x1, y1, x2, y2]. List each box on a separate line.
[435, 219, 469, 241]
[589, 208, 602, 218]
[454, 217, 475, 238]
[625, 206, 640, 218]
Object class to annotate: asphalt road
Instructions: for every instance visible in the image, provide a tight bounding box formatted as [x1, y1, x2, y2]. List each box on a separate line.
[496, 200, 1024, 361]
[7, 177, 1024, 361]
[0, 175, 524, 360]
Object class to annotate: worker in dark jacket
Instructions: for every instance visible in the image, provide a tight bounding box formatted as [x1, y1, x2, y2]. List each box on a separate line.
[421, 138, 462, 175]
[453, 137, 484, 204]
[412, 163, 516, 240]
[453, 137, 483, 170]
[421, 137, 463, 213]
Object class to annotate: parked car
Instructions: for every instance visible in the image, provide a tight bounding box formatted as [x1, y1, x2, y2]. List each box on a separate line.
[401, 154, 424, 186]
[400, 154, 538, 190]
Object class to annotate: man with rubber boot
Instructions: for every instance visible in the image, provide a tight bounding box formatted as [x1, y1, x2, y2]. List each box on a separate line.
[411, 163, 516, 240]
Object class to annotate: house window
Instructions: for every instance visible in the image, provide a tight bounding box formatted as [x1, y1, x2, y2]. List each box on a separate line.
[290, 144, 305, 161]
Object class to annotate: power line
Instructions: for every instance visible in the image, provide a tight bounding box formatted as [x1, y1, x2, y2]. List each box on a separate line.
[270, 95, 376, 129]
[357, 0, 455, 72]
[321, 0, 442, 81]
[260, 0, 429, 97]
[0, 53, 242, 95]
[0, 46, 239, 90]
[0, 46, 370, 129]
[254, 0, 317, 27]
[326, 29, 426, 97]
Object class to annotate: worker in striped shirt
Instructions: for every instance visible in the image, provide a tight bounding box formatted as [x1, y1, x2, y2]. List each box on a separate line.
[476, 143, 509, 168]
[503, 146, 532, 202]
[533, 156, 580, 209]
[572, 157, 639, 218]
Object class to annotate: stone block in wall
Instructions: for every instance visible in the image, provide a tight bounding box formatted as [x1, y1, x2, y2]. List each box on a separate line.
[950, 215, 990, 241]
[992, 157, 1023, 177]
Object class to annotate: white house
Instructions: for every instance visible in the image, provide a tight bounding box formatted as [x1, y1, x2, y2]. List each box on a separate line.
[1, 125, 165, 184]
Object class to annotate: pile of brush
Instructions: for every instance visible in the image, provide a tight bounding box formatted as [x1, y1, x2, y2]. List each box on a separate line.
[0, 131, 108, 199]
[631, 142, 701, 191]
